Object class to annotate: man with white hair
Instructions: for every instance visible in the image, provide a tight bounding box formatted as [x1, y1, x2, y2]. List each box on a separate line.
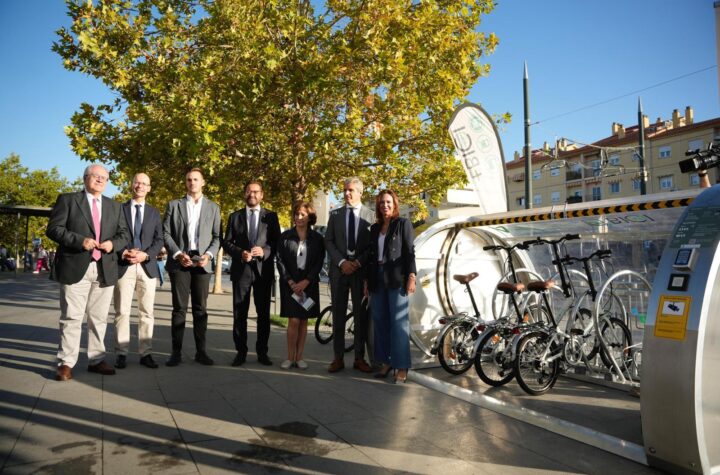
[46, 164, 130, 381]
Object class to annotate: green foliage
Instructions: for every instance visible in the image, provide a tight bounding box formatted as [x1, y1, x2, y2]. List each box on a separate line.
[0, 154, 79, 252]
[54, 0, 499, 219]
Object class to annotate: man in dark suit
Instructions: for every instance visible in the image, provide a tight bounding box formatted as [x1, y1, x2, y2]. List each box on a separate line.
[163, 168, 221, 367]
[113, 173, 164, 369]
[223, 180, 281, 366]
[324, 177, 375, 373]
[46, 164, 130, 381]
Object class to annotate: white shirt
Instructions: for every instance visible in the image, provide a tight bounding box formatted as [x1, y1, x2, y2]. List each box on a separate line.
[377, 232, 386, 263]
[345, 204, 361, 244]
[246, 206, 261, 234]
[130, 199, 144, 235]
[296, 239, 307, 270]
[185, 194, 203, 252]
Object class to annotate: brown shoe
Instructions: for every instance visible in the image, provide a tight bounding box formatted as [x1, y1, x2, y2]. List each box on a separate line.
[353, 359, 373, 373]
[88, 360, 116, 376]
[56, 365, 72, 381]
[328, 359, 345, 373]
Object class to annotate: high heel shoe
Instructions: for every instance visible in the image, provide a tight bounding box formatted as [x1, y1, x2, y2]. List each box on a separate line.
[394, 369, 408, 384]
[374, 364, 392, 379]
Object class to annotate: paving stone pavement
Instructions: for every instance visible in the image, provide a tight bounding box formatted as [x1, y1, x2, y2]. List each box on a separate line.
[0, 271, 659, 474]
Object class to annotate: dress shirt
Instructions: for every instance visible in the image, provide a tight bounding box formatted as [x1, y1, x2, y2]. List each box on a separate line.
[186, 194, 203, 252]
[246, 206, 261, 234]
[131, 199, 145, 227]
[296, 239, 307, 270]
[377, 232, 386, 263]
[85, 192, 102, 219]
[345, 204, 361, 245]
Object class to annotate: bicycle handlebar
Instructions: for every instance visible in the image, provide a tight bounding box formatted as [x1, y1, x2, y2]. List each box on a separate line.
[483, 242, 529, 252]
[560, 248, 612, 265]
[522, 233, 581, 247]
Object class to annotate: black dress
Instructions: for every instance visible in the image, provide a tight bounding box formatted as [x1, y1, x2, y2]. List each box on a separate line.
[276, 227, 326, 319]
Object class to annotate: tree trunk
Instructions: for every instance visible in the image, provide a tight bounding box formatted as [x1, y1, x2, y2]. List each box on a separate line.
[212, 247, 224, 294]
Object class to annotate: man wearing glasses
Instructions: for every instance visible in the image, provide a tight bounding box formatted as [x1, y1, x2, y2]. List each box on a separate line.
[112, 173, 164, 369]
[46, 164, 130, 381]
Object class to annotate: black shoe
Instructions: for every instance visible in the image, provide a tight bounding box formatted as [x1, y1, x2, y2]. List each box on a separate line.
[139, 354, 158, 369]
[166, 353, 182, 367]
[257, 354, 273, 366]
[114, 355, 127, 369]
[195, 352, 214, 366]
[232, 353, 246, 367]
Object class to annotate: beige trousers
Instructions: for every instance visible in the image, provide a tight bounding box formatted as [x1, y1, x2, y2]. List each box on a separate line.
[113, 263, 157, 356]
[58, 262, 114, 367]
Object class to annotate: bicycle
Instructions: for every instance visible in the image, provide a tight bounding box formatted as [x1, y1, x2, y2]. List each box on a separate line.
[314, 300, 359, 353]
[513, 243, 634, 396]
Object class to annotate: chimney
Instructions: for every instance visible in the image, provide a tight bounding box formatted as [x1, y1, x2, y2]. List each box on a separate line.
[543, 141, 550, 152]
[672, 109, 682, 128]
[617, 124, 625, 139]
[514, 151, 520, 161]
[612, 122, 620, 135]
[685, 106, 694, 125]
[643, 115, 650, 129]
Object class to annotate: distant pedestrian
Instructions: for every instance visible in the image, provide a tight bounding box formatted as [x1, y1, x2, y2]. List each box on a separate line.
[156, 247, 167, 287]
[33, 245, 50, 273]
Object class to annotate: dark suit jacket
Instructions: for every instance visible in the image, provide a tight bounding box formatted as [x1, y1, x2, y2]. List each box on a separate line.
[163, 196, 221, 274]
[222, 208, 281, 283]
[117, 201, 164, 279]
[276, 228, 325, 284]
[367, 217, 417, 291]
[46, 191, 130, 286]
[324, 205, 374, 280]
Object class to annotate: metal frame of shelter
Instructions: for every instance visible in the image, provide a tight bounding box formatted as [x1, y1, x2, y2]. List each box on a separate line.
[0, 205, 52, 274]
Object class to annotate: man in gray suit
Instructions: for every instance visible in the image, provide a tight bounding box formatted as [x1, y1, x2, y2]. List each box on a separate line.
[163, 168, 221, 367]
[113, 173, 164, 370]
[46, 164, 130, 381]
[325, 177, 375, 373]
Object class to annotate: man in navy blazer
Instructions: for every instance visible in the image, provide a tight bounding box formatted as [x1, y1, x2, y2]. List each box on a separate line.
[163, 168, 222, 367]
[46, 164, 130, 381]
[222, 180, 281, 366]
[112, 173, 164, 370]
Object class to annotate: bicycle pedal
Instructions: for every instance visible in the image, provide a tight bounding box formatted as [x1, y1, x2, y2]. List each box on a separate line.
[569, 328, 585, 336]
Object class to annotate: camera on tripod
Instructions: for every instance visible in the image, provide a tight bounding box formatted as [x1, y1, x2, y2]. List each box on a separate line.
[678, 139, 720, 174]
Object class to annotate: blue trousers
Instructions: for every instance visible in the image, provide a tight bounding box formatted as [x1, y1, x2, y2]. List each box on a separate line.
[371, 270, 411, 369]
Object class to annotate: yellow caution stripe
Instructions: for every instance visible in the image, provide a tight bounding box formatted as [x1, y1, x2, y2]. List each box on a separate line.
[458, 198, 694, 228]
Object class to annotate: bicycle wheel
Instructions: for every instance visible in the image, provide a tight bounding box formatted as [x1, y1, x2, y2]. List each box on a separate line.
[314, 306, 334, 344]
[567, 307, 598, 362]
[344, 312, 355, 353]
[474, 328, 515, 386]
[599, 317, 633, 369]
[515, 330, 560, 396]
[437, 321, 475, 375]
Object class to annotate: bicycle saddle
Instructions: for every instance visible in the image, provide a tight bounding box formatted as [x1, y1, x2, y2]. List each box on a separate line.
[453, 272, 479, 284]
[496, 282, 525, 294]
[527, 280, 555, 292]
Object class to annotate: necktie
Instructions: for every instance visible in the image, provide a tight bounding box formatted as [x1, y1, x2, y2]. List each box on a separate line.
[133, 204, 142, 249]
[249, 209, 257, 245]
[347, 207, 356, 254]
[91, 198, 101, 261]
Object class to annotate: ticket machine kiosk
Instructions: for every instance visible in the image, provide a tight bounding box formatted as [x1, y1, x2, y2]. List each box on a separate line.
[642, 186, 720, 474]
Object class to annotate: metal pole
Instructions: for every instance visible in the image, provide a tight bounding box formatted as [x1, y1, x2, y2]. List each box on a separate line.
[24, 215, 30, 271]
[638, 97, 647, 195]
[524, 61, 532, 209]
[715, 2, 720, 105]
[14, 212, 20, 275]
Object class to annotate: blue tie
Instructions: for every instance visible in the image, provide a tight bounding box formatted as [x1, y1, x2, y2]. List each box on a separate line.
[133, 204, 142, 249]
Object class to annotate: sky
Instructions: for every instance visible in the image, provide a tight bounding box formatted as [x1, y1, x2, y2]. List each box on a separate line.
[0, 1, 718, 197]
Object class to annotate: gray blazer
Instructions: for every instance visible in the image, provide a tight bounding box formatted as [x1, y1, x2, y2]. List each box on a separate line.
[163, 196, 221, 274]
[324, 204, 375, 279]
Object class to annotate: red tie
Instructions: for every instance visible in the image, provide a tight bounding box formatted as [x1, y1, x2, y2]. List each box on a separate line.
[91, 199, 101, 261]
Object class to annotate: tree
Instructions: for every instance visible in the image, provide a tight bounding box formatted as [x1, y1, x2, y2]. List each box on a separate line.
[0, 154, 79, 252]
[54, 0, 499, 218]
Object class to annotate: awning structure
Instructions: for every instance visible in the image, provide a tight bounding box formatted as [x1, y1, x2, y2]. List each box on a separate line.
[0, 204, 53, 273]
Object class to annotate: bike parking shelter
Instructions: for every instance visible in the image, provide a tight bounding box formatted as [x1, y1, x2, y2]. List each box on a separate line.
[410, 187, 719, 474]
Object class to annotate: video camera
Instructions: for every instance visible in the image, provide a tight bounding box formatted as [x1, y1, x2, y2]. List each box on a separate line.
[679, 139, 720, 174]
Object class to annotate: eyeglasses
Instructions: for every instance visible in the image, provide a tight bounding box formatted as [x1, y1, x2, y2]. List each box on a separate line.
[133, 182, 150, 187]
[85, 174, 109, 182]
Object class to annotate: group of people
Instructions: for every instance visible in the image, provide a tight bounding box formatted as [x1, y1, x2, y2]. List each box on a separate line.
[46, 164, 417, 385]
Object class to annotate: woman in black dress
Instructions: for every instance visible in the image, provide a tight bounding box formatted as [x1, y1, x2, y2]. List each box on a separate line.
[276, 201, 326, 369]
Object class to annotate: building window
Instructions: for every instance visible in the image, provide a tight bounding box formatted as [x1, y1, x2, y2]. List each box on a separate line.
[591, 187, 601, 201]
[658, 146, 671, 159]
[688, 139, 703, 152]
[550, 167, 560, 177]
[566, 163, 582, 181]
[590, 159, 602, 177]
[609, 182, 620, 194]
[516, 197, 525, 206]
[533, 170, 541, 180]
[659, 175, 674, 191]
[632, 179, 641, 190]
[533, 194, 542, 205]
[609, 154, 620, 166]
[690, 174, 700, 186]
[551, 191, 561, 203]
